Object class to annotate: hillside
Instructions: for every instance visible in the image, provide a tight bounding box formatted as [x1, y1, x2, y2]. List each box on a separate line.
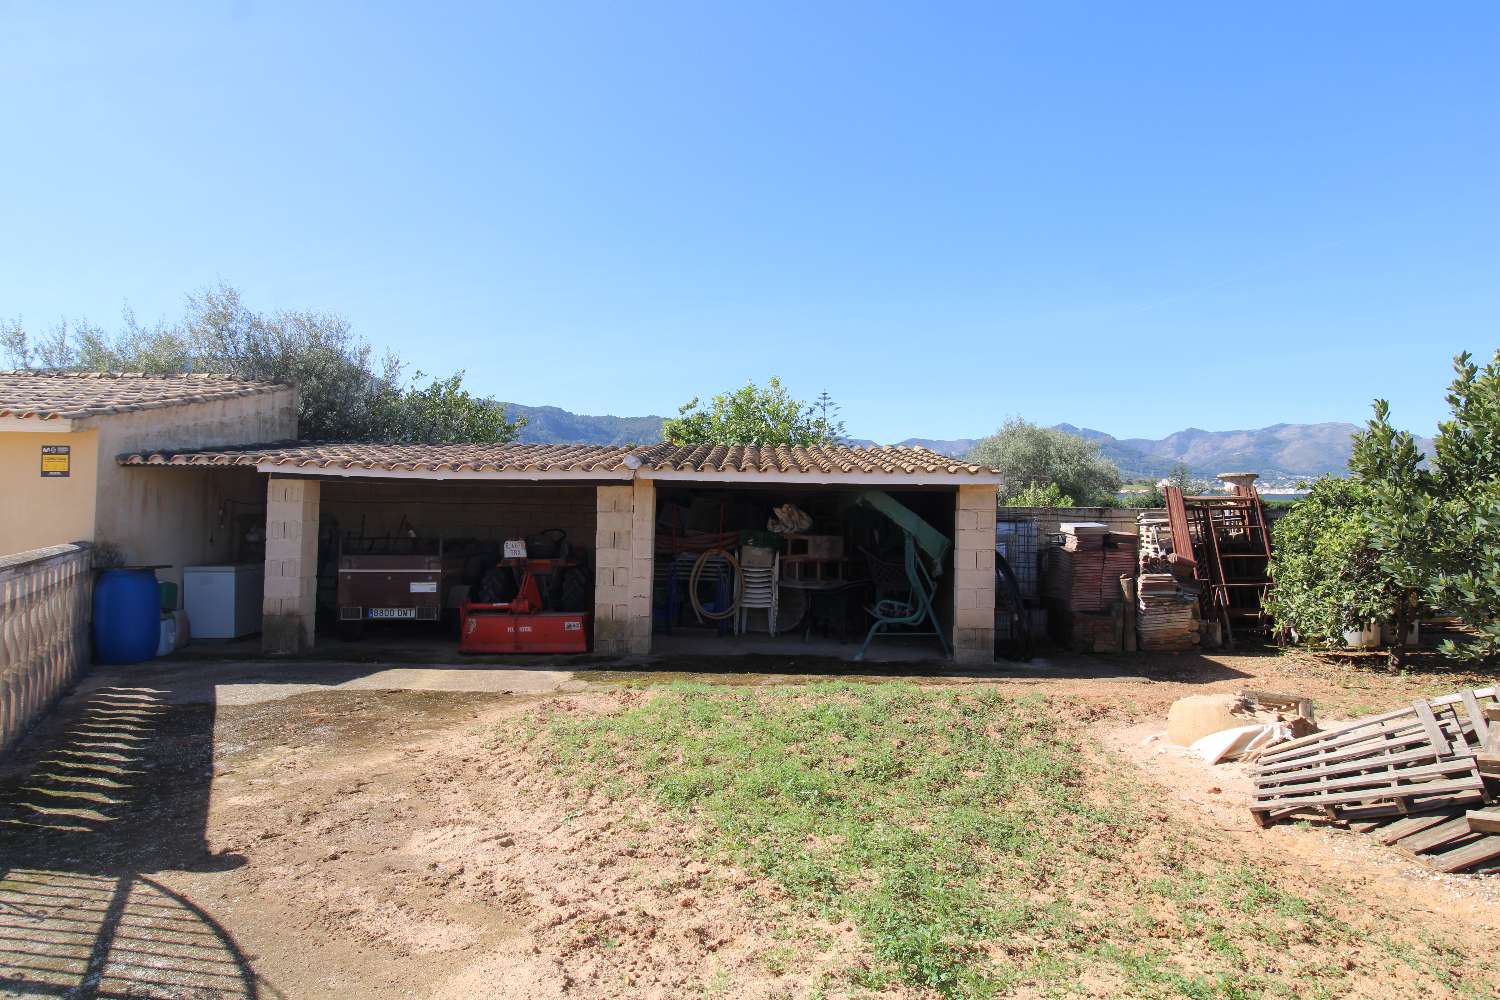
[499, 401, 1425, 482]
[501, 402, 666, 447]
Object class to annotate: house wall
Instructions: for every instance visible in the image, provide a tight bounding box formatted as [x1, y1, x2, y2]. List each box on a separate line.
[90, 388, 298, 597]
[0, 428, 100, 557]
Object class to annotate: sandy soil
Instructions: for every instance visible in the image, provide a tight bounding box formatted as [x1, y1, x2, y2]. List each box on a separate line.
[1, 647, 1495, 999]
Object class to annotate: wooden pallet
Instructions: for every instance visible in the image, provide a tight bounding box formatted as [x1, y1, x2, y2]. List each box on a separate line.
[1250, 688, 1495, 828]
[1250, 688, 1500, 874]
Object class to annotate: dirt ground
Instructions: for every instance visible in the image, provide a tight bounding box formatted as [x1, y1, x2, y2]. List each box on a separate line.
[1, 647, 1496, 999]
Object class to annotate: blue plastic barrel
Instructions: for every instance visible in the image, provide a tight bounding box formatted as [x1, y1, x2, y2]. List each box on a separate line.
[94, 568, 162, 664]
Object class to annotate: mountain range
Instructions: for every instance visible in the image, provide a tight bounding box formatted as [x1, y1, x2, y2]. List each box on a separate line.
[499, 402, 1425, 483]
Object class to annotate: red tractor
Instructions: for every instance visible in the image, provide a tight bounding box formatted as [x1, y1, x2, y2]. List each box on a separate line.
[459, 531, 591, 653]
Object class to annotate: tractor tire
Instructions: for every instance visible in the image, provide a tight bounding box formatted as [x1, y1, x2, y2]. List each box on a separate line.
[559, 566, 591, 613]
[475, 566, 518, 604]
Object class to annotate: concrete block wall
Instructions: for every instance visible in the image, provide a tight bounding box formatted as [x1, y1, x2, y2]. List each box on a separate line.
[263, 477, 320, 654]
[593, 480, 654, 655]
[953, 485, 997, 664]
[999, 505, 1165, 537]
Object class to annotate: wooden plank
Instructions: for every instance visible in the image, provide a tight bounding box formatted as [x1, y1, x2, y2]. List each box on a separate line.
[1413, 699, 1452, 757]
[1255, 743, 1464, 787]
[1341, 791, 1484, 822]
[1255, 714, 1471, 774]
[1467, 809, 1500, 835]
[1373, 811, 1459, 845]
[1253, 759, 1481, 801]
[1258, 688, 1498, 765]
[1252, 775, 1483, 811]
[1461, 690, 1489, 745]
[1424, 834, 1500, 873]
[1258, 709, 1420, 763]
[1397, 816, 1475, 854]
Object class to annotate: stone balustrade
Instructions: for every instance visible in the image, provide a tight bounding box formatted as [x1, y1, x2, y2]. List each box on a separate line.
[0, 542, 93, 755]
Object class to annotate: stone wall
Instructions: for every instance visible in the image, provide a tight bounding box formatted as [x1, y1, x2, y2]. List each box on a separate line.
[593, 480, 654, 656]
[262, 477, 320, 655]
[953, 485, 997, 664]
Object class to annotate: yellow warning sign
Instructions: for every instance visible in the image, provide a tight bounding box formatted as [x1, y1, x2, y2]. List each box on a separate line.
[41, 444, 70, 477]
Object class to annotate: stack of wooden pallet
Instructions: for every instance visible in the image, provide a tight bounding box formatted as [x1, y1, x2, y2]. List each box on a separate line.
[1251, 687, 1500, 873]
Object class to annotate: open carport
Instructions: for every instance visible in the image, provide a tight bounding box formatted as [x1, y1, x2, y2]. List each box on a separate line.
[118, 442, 1001, 663]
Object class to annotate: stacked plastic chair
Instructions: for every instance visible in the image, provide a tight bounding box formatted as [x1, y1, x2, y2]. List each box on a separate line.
[737, 550, 779, 636]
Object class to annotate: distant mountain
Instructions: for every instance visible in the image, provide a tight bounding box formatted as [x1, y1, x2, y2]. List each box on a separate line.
[498, 401, 1423, 483]
[501, 402, 666, 446]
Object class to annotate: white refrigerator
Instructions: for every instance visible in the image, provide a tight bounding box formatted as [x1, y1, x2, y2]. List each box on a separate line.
[184, 564, 265, 639]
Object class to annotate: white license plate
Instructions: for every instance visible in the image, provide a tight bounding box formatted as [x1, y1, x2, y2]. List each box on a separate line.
[368, 608, 418, 620]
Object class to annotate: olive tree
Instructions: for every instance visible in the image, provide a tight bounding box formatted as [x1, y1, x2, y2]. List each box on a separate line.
[967, 418, 1121, 506]
[2, 283, 522, 445]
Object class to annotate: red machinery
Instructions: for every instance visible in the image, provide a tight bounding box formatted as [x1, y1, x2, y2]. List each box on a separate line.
[459, 556, 590, 654]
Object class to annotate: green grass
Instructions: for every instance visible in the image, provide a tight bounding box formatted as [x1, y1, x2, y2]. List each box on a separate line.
[534, 682, 1499, 998]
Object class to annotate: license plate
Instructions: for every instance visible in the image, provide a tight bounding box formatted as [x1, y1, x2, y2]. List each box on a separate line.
[368, 608, 418, 620]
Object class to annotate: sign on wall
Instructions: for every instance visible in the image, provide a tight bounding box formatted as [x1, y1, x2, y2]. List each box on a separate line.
[40, 444, 70, 478]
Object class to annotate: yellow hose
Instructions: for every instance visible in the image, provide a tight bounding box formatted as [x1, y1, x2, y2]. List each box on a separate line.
[689, 548, 742, 621]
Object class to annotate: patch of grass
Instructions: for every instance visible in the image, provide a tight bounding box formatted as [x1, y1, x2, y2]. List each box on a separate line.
[536, 682, 1500, 998]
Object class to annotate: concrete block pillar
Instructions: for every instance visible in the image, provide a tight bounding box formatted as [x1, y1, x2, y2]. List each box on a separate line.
[952, 485, 997, 664]
[594, 479, 654, 656]
[262, 476, 320, 655]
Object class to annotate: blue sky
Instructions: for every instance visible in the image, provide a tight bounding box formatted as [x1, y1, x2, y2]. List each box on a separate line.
[1, 2, 1496, 442]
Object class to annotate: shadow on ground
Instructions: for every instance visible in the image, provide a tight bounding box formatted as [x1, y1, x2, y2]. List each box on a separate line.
[0, 685, 269, 999]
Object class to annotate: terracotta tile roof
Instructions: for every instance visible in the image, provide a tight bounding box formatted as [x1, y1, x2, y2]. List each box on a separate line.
[0, 371, 289, 421]
[634, 443, 994, 477]
[119, 440, 999, 479]
[120, 441, 635, 473]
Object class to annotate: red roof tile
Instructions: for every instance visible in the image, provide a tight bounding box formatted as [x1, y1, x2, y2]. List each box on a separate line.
[0, 371, 288, 421]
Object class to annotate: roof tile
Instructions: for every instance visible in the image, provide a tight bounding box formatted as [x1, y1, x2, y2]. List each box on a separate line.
[118, 441, 996, 478]
[0, 371, 289, 421]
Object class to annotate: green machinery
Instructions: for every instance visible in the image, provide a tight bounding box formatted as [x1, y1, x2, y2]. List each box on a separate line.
[852, 490, 952, 661]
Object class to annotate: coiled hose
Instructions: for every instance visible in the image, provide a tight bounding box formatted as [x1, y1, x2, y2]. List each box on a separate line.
[688, 548, 742, 621]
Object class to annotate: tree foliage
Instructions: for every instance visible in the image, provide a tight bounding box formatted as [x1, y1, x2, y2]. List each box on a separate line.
[1268, 349, 1500, 666]
[2, 284, 522, 444]
[661, 378, 846, 447]
[1003, 481, 1075, 507]
[966, 418, 1121, 506]
[1266, 477, 1403, 648]
[1425, 350, 1500, 663]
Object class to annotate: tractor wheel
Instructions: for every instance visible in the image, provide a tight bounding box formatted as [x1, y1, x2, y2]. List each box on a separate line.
[559, 566, 591, 612]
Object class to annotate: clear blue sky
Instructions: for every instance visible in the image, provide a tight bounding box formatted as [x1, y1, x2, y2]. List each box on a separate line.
[2, 2, 1496, 442]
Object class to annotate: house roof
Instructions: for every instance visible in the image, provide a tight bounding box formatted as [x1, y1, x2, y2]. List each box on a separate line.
[120, 441, 633, 474]
[118, 441, 999, 483]
[631, 443, 992, 477]
[0, 371, 289, 422]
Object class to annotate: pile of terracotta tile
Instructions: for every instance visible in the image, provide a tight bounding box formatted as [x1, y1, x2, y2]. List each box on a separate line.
[1136, 573, 1201, 651]
[1042, 523, 1138, 652]
[1134, 514, 1202, 652]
